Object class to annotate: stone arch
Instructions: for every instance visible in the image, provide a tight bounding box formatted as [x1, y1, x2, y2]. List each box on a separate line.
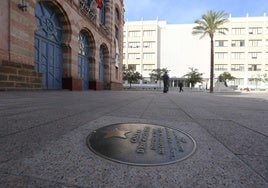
[80, 28, 96, 59]
[79, 28, 96, 82]
[33, 0, 72, 44]
[34, 0, 72, 89]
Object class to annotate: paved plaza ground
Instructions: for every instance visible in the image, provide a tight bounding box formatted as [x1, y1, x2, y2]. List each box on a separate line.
[0, 90, 268, 187]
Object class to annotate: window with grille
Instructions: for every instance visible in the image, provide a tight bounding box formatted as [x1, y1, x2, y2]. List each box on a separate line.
[248, 64, 261, 71]
[143, 30, 156, 37]
[249, 27, 263, 34]
[143, 41, 155, 48]
[215, 28, 228, 35]
[229, 78, 244, 86]
[129, 31, 141, 37]
[128, 53, 141, 59]
[143, 53, 155, 59]
[143, 64, 154, 71]
[215, 40, 228, 47]
[231, 52, 245, 59]
[232, 28, 246, 35]
[248, 40, 262, 47]
[215, 52, 228, 59]
[215, 64, 228, 71]
[128, 42, 141, 48]
[231, 64, 244, 71]
[248, 52, 261, 59]
[231, 40, 245, 47]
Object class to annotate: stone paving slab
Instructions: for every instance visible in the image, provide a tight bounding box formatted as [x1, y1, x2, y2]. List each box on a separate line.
[0, 90, 267, 187]
[1, 116, 267, 188]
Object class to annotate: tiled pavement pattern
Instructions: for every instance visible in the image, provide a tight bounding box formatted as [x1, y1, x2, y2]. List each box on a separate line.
[0, 90, 267, 187]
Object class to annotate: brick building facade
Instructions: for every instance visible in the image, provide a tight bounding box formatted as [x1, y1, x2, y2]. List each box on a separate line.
[0, 0, 124, 91]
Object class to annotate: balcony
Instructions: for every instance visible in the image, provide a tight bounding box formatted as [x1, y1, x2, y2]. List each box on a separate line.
[79, 0, 96, 22]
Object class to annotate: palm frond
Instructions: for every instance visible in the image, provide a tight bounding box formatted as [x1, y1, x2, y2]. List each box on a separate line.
[192, 10, 229, 38]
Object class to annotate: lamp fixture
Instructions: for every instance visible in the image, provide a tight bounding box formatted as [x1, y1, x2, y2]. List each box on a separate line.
[18, 0, 27, 11]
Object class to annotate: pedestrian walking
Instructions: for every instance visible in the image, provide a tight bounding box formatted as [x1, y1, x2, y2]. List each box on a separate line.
[162, 71, 169, 93]
[179, 82, 183, 92]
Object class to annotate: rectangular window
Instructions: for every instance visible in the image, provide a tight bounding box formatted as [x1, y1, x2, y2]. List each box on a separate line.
[143, 30, 156, 37]
[265, 64, 268, 71]
[128, 42, 141, 48]
[231, 52, 245, 59]
[215, 52, 228, 59]
[128, 31, 141, 37]
[143, 53, 155, 59]
[216, 28, 228, 35]
[143, 64, 154, 71]
[229, 78, 244, 86]
[232, 28, 246, 35]
[143, 41, 155, 48]
[128, 53, 141, 59]
[231, 64, 244, 71]
[249, 27, 263, 34]
[248, 40, 262, 47]
[215, 64, 228, 71]
[215, 40, 228, 47]
[231, 40, 245, 47]
[248, 64, 261, 71]
[248, 52, 261, 59]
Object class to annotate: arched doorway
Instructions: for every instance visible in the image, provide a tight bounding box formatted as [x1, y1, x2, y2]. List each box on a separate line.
[78, 31, 90, 90]
[34, 2, 63, 89]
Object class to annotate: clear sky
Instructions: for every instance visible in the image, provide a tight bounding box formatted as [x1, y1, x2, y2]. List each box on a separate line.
[124, 0, 268, 24]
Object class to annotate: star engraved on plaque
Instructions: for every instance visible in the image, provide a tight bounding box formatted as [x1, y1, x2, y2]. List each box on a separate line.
[87, 123, 196, 166]
[103, 128, 130, 139]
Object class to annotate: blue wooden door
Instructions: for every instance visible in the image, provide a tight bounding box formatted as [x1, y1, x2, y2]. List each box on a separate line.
[34, 2, 63, 89]
[99, 48, 104, 89]
[78, 32, 89, 90]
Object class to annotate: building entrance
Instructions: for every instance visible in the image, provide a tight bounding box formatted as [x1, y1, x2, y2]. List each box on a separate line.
[34, 2, 63, 89]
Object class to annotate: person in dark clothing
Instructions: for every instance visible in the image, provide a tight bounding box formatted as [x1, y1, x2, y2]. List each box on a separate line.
[162, 71, 169, 93]
[179, 82, 183, 92]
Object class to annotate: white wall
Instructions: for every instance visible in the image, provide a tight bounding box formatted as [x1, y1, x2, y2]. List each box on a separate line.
[160, 24, 211, 78]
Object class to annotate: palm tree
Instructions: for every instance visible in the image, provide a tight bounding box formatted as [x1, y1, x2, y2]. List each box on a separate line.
[184, 67, 203, 89]
[192, 10, 229, 93]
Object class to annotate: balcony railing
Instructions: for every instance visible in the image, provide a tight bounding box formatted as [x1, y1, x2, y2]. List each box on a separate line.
[79, 0, 96, 21]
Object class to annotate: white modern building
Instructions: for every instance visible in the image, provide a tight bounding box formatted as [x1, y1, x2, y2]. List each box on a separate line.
[123, 21, 164, 83]
[214, 14, 268, 90]
[123, 14, 268, 90]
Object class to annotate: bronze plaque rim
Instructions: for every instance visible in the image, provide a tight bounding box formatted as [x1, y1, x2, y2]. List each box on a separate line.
[86, 123, 196, 166]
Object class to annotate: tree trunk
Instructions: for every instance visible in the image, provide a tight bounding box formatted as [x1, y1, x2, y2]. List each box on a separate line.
[210, 36, 214, 93]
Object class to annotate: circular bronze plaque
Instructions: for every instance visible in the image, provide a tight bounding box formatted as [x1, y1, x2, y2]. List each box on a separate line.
[86, 123, 196, 166]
